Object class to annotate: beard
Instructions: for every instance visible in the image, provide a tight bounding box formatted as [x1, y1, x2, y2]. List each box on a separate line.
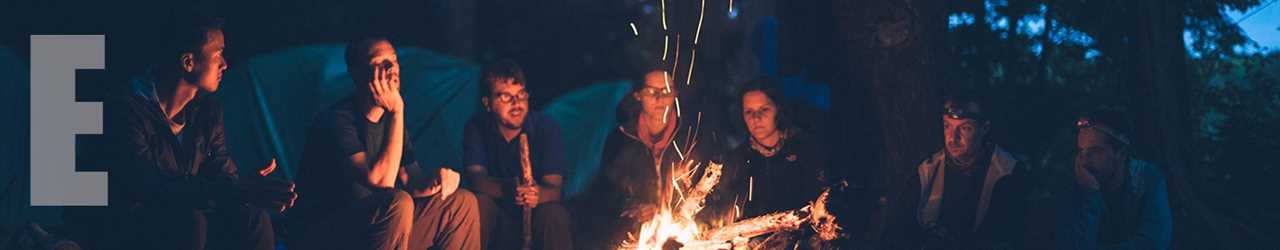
[499, 119, 523, 130]
[497, 111, 526, 130]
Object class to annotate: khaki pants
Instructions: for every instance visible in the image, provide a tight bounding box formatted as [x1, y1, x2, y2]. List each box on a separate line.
[291, 188, 482, 250]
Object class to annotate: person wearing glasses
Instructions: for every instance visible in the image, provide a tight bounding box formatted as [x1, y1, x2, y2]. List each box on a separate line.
[887, 94, 1032, 249]
[571, 65, 711, 249]
[1068, 110, 1171, 249]
[461, 59, 573, 250]
[291, 37, 480, 250]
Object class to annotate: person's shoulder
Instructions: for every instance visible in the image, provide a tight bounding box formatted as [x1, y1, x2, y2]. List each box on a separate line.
[465, 112, 488, 128]
[786, 129, 824, 149]
[991, 146, 1030, 169]
[919, 149, 946, 168]
[1129, 159, 1168, 188]
[601, 124, 638, 152]
[723, 140, 753, 163]
[311, 97, 358, 129]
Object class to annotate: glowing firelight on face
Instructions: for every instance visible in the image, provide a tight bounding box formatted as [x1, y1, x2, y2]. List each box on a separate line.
[617, 0, 848, 248]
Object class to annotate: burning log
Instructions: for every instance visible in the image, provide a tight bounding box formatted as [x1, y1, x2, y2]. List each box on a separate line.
[701, 208, 806, 242]
[620, 165, 842, 250]
[701, 188, 839, 243]
[807, 188, 841, 241]
[677, 162, 722, 220]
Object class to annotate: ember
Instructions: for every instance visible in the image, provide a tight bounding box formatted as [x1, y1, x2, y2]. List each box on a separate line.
[620, 160, 841, 250]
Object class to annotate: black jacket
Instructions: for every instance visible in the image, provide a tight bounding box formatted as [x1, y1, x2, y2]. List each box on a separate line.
[709, 129, 828, 223]
[105, 79, 242, 210]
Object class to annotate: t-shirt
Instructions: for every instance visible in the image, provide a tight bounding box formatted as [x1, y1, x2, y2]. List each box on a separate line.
[294, 96, 446, 218]
[939, 159, 990, 235]
[461, 112, 565, 183]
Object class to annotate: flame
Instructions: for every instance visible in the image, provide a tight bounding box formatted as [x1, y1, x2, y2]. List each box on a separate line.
[621, 160, 715, 250]
[631, 207, 701, 249]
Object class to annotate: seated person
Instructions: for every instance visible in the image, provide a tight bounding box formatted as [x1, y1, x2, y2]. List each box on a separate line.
[571, 67, 712, 249]
[1067, 110, 1171, 249]
[885, 94, 1032, 249]
[709, 78, 830, 248]
[103, 16, 294, 250]
[289, 37, 480, 250]
[462, 59, 573, 250]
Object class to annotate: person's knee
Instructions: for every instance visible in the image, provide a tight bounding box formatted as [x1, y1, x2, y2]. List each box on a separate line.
[367, 189, 415, 227]
[371, 189, 415, 213]
[248, 207, 274, 234]
[447, 189, 480, 212]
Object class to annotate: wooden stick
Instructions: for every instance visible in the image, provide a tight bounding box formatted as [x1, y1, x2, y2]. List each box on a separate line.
[519, 134, 535, 250]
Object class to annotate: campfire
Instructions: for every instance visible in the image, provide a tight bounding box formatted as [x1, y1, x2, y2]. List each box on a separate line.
[618, 161, 842, 250]
[617, 1, 841, 247]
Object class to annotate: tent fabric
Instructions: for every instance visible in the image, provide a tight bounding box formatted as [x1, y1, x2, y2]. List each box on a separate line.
[0, 44, 627, 230]
[540, 81, 631, 197]
[218, 44, 482, 181]
[215, 44, 628, 198]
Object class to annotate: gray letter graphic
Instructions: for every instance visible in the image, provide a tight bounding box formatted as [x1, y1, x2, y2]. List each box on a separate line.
[30, 35, 108, 206]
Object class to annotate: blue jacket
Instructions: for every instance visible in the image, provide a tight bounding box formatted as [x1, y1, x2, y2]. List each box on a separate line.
[1070, 159, 1172, 250]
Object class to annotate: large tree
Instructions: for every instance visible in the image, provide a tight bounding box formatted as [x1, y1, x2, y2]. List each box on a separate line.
[831, 0, 946, 242]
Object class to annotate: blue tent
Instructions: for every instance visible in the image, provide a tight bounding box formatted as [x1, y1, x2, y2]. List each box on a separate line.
[216, 44, 628, 198]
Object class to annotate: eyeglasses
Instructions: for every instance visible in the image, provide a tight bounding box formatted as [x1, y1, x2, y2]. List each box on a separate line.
[1075, 117, 1131, 146]
[491, 91, 529, 104]
[637, 87, 676, 98]
[944, 105, 984, 121]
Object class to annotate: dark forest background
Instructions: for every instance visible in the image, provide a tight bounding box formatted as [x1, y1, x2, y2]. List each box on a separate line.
[1, 0, 1277, 248]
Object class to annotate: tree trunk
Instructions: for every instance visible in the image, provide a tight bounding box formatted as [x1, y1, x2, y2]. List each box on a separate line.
[1121, 0, 1239, 248]
[832, 0, 946, 242]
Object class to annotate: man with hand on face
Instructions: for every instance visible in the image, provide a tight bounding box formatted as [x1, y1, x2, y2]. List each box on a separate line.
[291, 37, 480, 250]
[1067, 110, 1171, 249]
[888, 94, 1032, 249]
[104, 16, 294, 250]
[462, 59, 573, 250]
